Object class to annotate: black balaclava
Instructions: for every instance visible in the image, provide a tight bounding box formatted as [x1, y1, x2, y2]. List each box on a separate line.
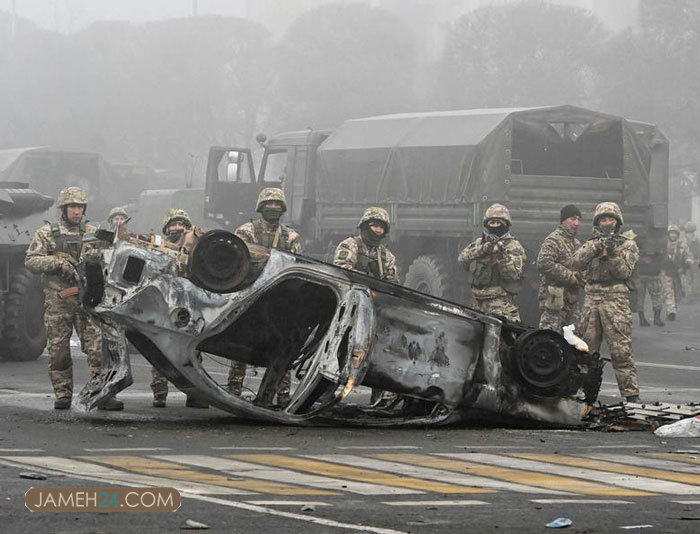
[261, 207, 283, 224]
[360, 222, 385, 247]
[485, 220, 508, 237]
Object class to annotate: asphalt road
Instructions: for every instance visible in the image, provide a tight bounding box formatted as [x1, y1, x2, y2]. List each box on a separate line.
[1, 300, 699, 533]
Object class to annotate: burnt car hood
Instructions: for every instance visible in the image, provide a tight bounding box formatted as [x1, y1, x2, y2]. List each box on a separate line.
[78, 231, 603, 427]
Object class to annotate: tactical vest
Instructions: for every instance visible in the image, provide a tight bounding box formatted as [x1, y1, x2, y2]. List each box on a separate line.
[252, 219, 289, 250]
[352, 236, 388, 280]
[51, 221, 87, 262]
[469, 239, 522, 295]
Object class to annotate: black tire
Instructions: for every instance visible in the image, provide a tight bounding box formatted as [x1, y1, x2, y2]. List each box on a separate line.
[404, 255, 450, 298]
[1, 267, 47, 361]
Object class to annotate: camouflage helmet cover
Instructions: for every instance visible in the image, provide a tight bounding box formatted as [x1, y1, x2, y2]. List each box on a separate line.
[667, 224, 681, 235]
[593, 201, 624, 226]
[684, 221, 696, 233]
[483, 203, 511, 226]
[107, 206, 128, 222]
[161, 208, 193, 234]
[358, 206, 390, 233]
[57, 186, 88, 208]
[256, 188, 287, 213]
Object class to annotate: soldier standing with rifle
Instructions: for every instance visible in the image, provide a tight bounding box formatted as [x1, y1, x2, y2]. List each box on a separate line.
[25, 187, 123, 411]
[636, 234, 665, 327]
[661, 224, 692, 320]
[572, 202, 641, 403]
[458, 203, 526, 322]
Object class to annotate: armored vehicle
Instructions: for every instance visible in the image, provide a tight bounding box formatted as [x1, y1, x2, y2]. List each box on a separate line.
[204, 106, 669, 324]
[0, 182, 52, 361]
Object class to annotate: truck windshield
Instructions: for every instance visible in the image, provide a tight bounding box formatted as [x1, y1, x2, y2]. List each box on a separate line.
[261, 149, 289, 185]
[216, 151, 254, 183]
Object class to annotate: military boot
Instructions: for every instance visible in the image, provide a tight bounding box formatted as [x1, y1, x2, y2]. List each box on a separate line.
[152, 396, 167, 408]
[667, 311, 676, 321]
[54, 397, 71, 410]
[653, 308, 665, 327]
[638, 311, 650, 327]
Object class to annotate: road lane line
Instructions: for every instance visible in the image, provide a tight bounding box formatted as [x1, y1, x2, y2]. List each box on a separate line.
[586, 445, 654, 449]
[671, 500, 700, 504]
[83, 447, 172, 452]
[635, 362, 700, 372]
[310, 454, 561, 495]
[244, 501, 332, 506]
[0, 448, 44, 452]
[381, 500, 487, 506]
[0, 456, 250, 495]
[211, 447, 297, 451]
[156, 455, 419, 495]
[584, 454, 700, 474]
[80, 456, 335, 496]
[512, 453, 700, 487]
[645, 453, 700, 466]
[530, 499, 632, 504]
[336, 446, 422, 450]
[183, 493, 410, 534]
[231, 454, 483, 494]
[381, 453, 647, 497]
[454, 446, 537, 449]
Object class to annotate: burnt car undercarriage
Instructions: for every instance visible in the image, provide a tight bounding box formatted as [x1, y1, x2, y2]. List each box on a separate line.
[77, 229, 604, 427]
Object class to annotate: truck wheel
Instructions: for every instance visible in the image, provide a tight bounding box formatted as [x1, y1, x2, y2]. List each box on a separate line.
[1, 268, 47, 361]
[404, 255, 450, 298]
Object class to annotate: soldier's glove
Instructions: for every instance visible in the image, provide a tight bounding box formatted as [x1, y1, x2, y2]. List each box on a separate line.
[59, 260, 78, 281]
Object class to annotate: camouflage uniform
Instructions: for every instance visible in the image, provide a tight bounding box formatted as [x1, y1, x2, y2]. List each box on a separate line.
[661, 225, 692, 317]
[24, 187, 102, 401]
[572, 202, 639, 399]
[228, 189, 303, 400]
[537, 225, 582, 332]
[333, 206, 398, 283]
[636, 236, 664, 325]
[458, 204, 526, 322]
[107, 206, 128, 230]
[334, 207, 399, 406]
[682, 222, 700, 300]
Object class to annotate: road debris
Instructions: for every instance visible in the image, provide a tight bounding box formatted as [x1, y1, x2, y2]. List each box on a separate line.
[301, 504, 316, 512]
[587, 402, 700, 431]
[545, 517, 572, 528]
[654, 416, 700, 438]
[19, 471, 47, 480]
[180, 519, 210, 530]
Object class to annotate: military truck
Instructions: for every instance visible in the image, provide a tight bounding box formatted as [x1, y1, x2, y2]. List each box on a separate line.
[0, 183, 52, 361]
[204, 106, 669, 324]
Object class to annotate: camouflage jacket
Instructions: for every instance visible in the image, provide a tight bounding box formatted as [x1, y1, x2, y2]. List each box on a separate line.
[536, 225, 581, 302]
[572, 229, 638, 294]
[665, 238, 692, 273]
[25, 219, 98, 292]
[235, 217, 303, 254]
[685, 234, 700, 260]
[333, 235, 398, 283]
[458, 233, 526, 299]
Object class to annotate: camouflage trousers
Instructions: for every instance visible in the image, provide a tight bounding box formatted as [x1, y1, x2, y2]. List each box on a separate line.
[661, 273, 677, 315]
[227, 361, 291, 399]
[538, 300, 580, 333]
[150, 352, 203, 399]
[681, 267, 700, 301]
[44, 291, 102, 399]
[472, 294, 520, 322]
[637, 274, 663, 312]
[578, 291, 639, 397]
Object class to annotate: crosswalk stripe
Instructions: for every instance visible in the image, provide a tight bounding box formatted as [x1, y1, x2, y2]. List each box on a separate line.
[309, 454, 560, 495]
[379, 453, 648, 496]
[155, 455, 419, 495]
[529, 499, 632, 504]
[0, 456, 250, 495]
[80, 456, 336, 496]
[646, 453, 700, 466]
[584, 454, 700, 474]
[512, 454, 700, 488]
[433, 453, 653, 497]
[230, 454, 483, 494]
[442, 453, 692, 495]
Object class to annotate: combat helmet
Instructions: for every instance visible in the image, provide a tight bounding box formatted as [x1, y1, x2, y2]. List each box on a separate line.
[593, 202, 623, 227]
[57, 186, 88, 208]
[483, 203, 511, 227]
[684, 221, 696, 233]
[256, 188, 287, 213]
[107, 206, 128, 223]
[358, 206, 390, 233]
[667, 224, 681, 236]
[161, 208, 193, 234]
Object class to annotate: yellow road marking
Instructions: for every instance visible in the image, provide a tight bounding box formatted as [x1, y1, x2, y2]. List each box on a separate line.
[231, 454, 489, 494]
[645, 453, 700, 466]
[375, 454, 652, 497]
[79, 456, 335, 496]
[512, 454, 700, 487]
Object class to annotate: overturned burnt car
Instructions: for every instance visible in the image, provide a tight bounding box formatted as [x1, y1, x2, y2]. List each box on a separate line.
[78, 229, 604, 427]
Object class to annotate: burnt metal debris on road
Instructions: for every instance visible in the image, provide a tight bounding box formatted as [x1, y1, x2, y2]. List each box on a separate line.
[76, 227, 605, 427]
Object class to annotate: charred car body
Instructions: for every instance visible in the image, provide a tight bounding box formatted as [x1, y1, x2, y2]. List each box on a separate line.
[79, 228, 603, 427]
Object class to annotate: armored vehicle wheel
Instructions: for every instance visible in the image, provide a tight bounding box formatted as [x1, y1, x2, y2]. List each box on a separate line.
[404, 255, 450, 298]
[1, 268, 47, 361]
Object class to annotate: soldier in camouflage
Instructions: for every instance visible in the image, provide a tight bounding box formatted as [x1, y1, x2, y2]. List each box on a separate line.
[682, 221, 700, 301]
[572, 202, 641, 402]
[151, 208, 208, 409]
[636, 234, 665, 327]
[661, 224, 692, 320]
[107, 206, 128, 230]
[458, 203, 526, 322]
[334, 207, 399, 407]
[25, 187, 123, 410]
[536, 204, 583, 333]
[227, 188, 303, 405]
